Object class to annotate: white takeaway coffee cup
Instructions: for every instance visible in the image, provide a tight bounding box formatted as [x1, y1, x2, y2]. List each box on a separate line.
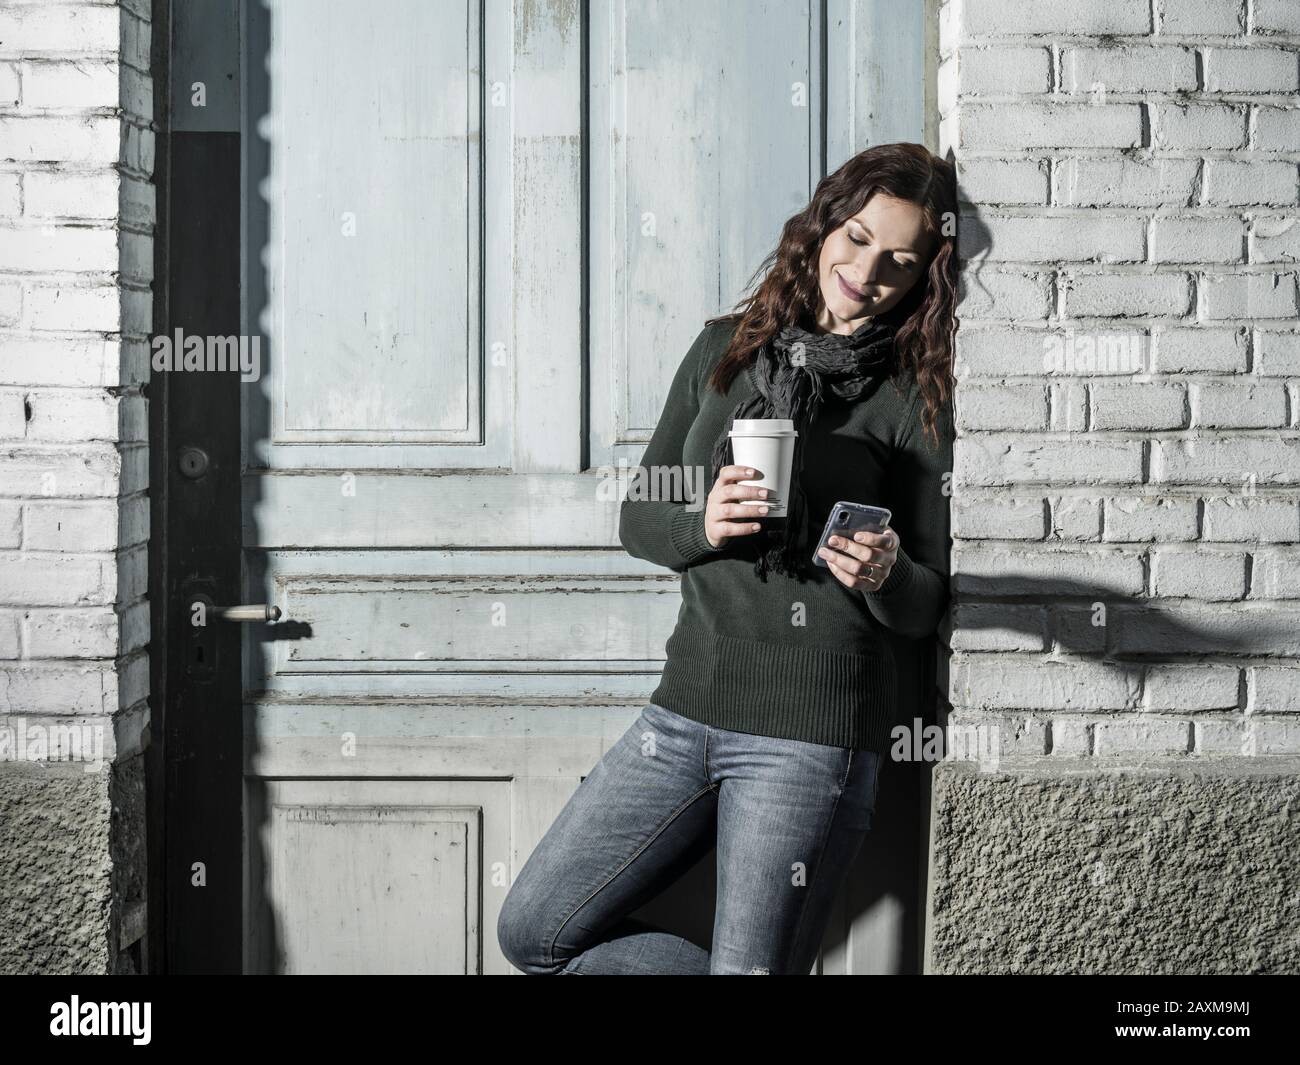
[728, 418, 798, 518]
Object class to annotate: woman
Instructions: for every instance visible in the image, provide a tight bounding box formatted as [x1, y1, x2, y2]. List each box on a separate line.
[498, 142, 957, 975]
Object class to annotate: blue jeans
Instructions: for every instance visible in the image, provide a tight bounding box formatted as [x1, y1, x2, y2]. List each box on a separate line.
[497, 701, 883, 974]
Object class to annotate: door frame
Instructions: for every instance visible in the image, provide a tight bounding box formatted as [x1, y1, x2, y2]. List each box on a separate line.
[147, 0, 245, 974]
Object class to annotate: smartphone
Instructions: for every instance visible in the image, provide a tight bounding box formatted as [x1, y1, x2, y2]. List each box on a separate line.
[812, 501, 892, 568]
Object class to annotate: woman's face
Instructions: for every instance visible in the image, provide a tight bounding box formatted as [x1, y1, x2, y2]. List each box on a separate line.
[815, 192, 933, 334]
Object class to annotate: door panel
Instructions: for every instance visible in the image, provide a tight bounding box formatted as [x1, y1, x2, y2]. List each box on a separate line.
[588, 0, 823, 469]
[238, 0, 929, 974]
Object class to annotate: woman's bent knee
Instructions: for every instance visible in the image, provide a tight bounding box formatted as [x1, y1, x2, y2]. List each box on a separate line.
[497, 883, 566, 975]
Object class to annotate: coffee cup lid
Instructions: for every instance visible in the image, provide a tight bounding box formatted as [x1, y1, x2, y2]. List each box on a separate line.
[729, 418, 797, 435]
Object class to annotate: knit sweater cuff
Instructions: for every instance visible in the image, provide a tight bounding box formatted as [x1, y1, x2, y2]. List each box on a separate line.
[670, 505, 727, 565]
[865, 545, 915, 598]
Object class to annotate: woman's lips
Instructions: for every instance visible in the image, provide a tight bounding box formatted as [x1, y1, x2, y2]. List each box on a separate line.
[836, 271, 868, 302]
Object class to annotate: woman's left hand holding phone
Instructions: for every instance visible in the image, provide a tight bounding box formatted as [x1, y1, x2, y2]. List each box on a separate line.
[817, 527, 899, 592]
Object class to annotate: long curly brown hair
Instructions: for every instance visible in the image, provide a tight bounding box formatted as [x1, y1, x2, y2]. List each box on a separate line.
[705, 142, 958, 447]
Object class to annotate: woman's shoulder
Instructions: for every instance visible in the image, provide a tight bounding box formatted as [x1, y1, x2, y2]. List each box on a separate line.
[700, 312, 743, 350]
[689, 313, 744, 382]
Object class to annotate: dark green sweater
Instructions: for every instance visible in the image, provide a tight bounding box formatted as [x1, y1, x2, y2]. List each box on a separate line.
[618, 315, 953, 753]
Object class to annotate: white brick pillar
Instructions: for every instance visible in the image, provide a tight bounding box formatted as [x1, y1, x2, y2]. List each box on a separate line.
[931, 0, 1300, 972]
[0, 0, 153, 973]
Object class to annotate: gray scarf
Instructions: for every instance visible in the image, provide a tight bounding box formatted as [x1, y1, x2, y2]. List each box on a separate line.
[708, 316, 897, 581]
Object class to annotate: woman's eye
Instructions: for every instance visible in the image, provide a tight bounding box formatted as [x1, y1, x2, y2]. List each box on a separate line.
[894, 258, 915, 270]
[848, 233, 867, 247]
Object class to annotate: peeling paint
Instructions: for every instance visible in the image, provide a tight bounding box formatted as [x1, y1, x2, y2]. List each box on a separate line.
[517, 0, 580, 51]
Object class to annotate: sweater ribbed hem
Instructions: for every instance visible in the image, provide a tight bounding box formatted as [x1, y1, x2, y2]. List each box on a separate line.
[649, 619, 900, 753]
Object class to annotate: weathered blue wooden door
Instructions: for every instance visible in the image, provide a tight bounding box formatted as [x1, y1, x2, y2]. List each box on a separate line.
[237, 0, 931, 974]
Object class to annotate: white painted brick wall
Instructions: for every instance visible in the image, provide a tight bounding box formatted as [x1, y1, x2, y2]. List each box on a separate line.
[940, 0, 1300, 761]
[0, 0, 152, 762]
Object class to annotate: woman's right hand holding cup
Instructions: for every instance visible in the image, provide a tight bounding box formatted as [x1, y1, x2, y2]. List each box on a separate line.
[703, 465, 769, 549]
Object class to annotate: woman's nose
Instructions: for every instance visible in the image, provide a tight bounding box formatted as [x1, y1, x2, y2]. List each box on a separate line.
[856, 248, 884, 285]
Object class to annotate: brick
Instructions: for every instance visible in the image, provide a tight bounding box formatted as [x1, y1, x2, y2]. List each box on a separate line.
[0, 171, 19, 216]
[1110, 601, 1300, 654]
[0, 6, 120, 53]
[1152, 326, 1248, 372]
[1104, 496, 1199, 541]
[22, 284, 120, 332]
[965, 213, 1145, 263]
[1202, 271, 1299, 320]
[24, 500, 119, 552]
[959, 103, 1143, 150]
[1049, 495, 1102, 539]
[0, 445, 123, 498]
[963, 0, 1150, 35]
[0, 224, 118, 273]
[1190, 381, 1288, 428]
[1064, 46, 1197, 93]
[0, 336, 116, 387]
[1089, 381, 1187, 429]
[1202, 160, 1298, 207]
[1248, 216, 1300, 263]
[110, 544, 148, 604]
[18, 60, 119, 109]
[947, 604, 1048, 652]
[1047, 604, 1108, 654]
[1205, 47, 1299, 93]
[958, 46, 1051, 95]
[1152, 438, 1300, 485]
[957, 158, 1050, 205]
[23, 608, 118, 658]
[0, 281, 19, 326]
[1047, 719, 1092, 756]
[0, 612, 18, 657]
[1152, 103, 1247, 150]
[956, 269, 1051, 318]
[1157, 0, 1245, 36]
[1256, 0, 1300, 33]
[1142, 664, 1241, 711]
[0, 665, 110, 715]
[0, 499, 19, 548]
[1150, 216, 1244, 264]
[952, 544, 1146, 594]
[951, 653, 1139, 711]
[1255, 106, 1300, 151]
[1055, 157, 1199, 208]
[1251, 666, 1300, 712]
[956, 436, 1145, 486]
[1254, 330, 1300, 375]
[0, 61, 18, 106]
[1203, 496, 1300, 541]
[0, 553, 109, 605]
[1251, 550, 1300, 599]
[951, 495, 1048, 539]
[17, 389, 119, 442]
[0, 116, 119, 163]
[1152, 547, 1248, 598]
[956, 382, 1049, 430]
[1199, 718, 1300, 755]
[23, 171, 120, 219]
[1063, 272, 1192, 318]
[1095, 719, 1191, 756]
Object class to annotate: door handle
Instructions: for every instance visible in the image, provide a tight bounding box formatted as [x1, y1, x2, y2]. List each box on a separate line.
[213, 604, 282, 622]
